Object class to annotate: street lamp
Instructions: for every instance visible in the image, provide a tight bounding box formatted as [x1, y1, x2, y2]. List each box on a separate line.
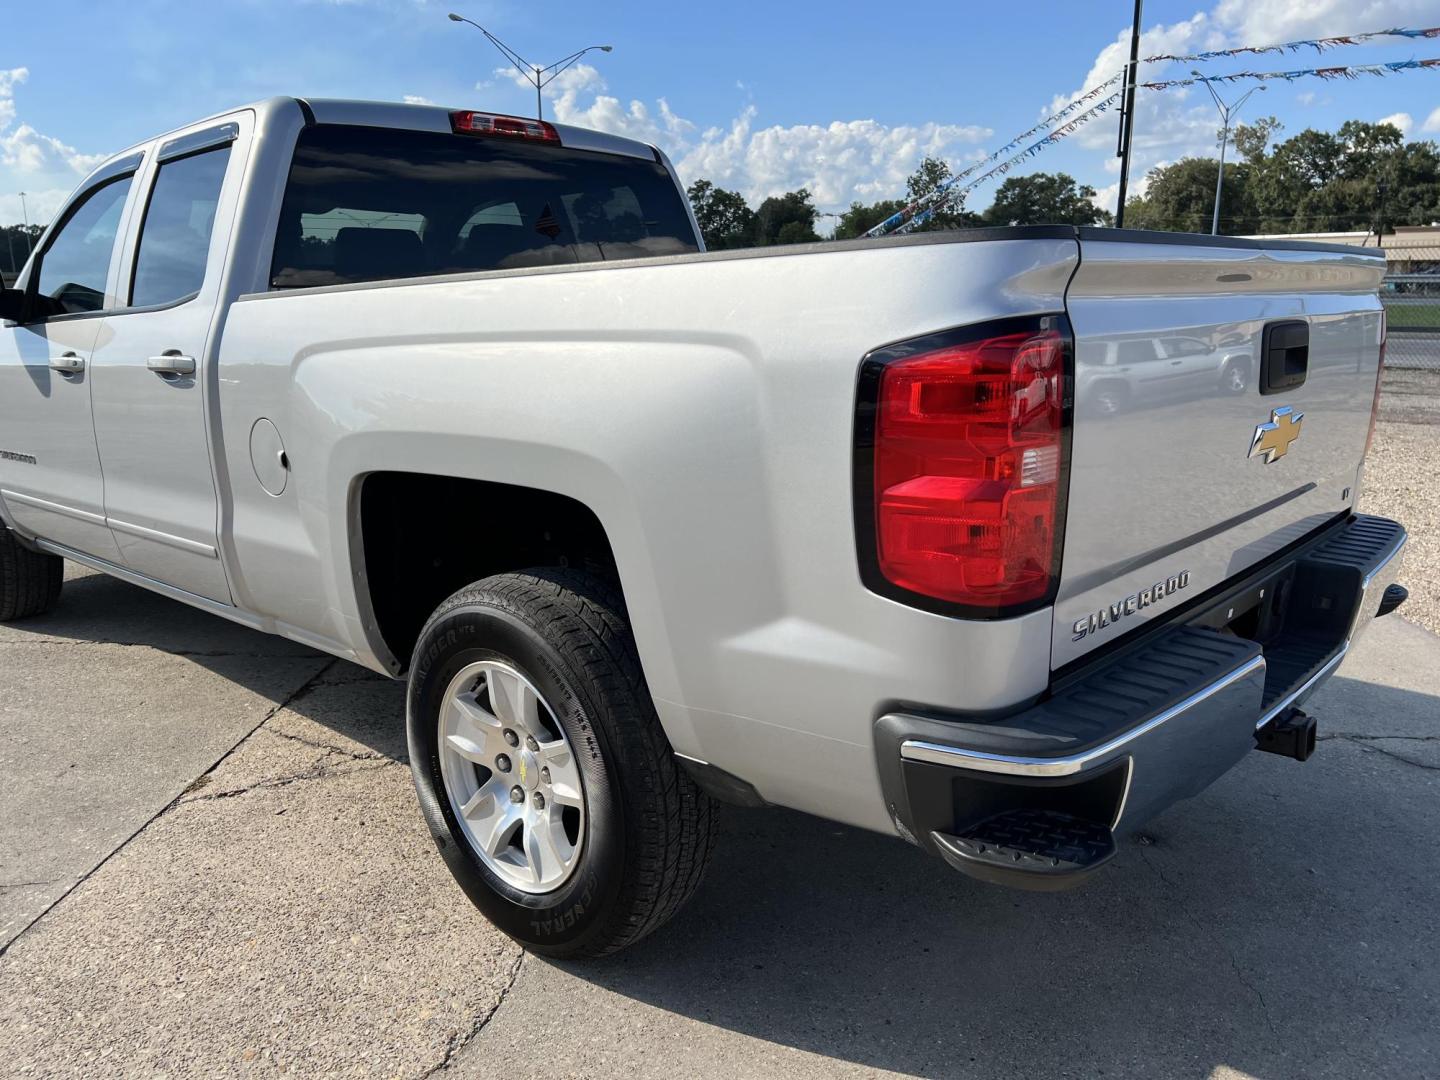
[18, 191, 32, 261]
[1193, 72, 1265, 235]
[447, 13, 612, 121]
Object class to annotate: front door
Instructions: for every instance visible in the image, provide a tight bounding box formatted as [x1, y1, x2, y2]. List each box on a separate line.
[0, 163, 140, 561]
[90, 121, 244, 603]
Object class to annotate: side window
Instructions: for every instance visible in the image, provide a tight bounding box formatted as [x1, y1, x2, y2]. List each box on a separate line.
[1117, 340, 1155, 365]
[35, 174, 134, 315]
[130, 145, 231, 308]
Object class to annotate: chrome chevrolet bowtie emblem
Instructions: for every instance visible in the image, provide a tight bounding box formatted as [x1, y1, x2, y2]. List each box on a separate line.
[1249, 406, 1303, 463]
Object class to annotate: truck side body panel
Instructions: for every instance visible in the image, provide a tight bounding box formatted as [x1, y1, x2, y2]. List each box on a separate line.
[214, 237, 1079, 832]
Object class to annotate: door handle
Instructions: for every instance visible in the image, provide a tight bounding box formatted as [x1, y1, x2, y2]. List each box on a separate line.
[147, 352, 197, 377]
[50, 352, 85, 374]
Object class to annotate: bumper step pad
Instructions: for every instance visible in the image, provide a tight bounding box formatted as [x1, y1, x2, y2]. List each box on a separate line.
[931, 809, 1117, 892]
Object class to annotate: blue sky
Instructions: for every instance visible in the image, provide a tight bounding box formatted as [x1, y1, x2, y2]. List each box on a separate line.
[4, 0, 1440, 228]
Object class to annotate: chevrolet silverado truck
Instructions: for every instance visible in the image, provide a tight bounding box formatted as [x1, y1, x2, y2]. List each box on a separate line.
[0, 98, 1409, 957]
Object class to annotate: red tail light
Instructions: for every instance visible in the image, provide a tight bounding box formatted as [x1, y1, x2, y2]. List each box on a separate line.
[450, 111, 560, 142]
[1364, 308, 1386, 460]
[855, 316, 1071, 615]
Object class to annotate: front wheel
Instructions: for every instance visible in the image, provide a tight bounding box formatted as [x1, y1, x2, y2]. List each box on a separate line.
[406, 569, 716, 958]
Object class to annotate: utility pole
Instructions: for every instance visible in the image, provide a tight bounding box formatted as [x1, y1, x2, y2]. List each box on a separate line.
[1113, 0, 1143, 229]
[1194, 76, 1265, 235]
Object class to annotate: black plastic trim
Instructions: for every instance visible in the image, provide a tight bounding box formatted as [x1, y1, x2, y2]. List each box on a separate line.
[1259, 319, 1310, 395]
[851, 313, 1075, 621]
[675, 758, 768, 808]
[296, 98, 317, 126]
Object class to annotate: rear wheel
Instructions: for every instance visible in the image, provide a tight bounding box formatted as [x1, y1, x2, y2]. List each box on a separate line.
[0, 525, 63, 621]
[406, 569, 716, 958]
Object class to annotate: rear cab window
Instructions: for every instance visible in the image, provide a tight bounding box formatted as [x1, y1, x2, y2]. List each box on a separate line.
[269, 124, 699, 289]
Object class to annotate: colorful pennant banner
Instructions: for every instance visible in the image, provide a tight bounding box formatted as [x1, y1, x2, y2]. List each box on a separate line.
[862, 75, 1125, 237]
[1143, 56, 1440, 90]
[1143, 25, 1440, 64]
[891, 92, 1122, 235]
[864, 24, 1440, 238]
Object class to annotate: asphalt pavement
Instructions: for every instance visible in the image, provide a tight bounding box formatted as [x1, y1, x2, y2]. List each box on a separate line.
[1, 569, 1437, 1078]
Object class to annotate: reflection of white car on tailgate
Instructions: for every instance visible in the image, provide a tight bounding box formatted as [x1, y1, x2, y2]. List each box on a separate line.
[1080, 333, 1253, 415]
[0, 96, 1410, 958]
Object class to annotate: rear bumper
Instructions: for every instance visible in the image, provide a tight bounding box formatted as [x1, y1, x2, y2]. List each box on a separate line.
[874, 513, 1407, 889]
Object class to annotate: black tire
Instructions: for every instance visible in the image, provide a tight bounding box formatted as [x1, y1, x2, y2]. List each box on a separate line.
[0, 525, 63, 621]
[406, 569, 716, 958]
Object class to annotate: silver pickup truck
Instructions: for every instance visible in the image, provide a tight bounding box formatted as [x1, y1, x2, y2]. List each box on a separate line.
[0, 98, 1409, 957]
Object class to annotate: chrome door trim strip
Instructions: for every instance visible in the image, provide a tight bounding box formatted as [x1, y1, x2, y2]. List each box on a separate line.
[0, 489, 107, 526]
[898, 654, 1267, 778]
[106, 516, 219, 558]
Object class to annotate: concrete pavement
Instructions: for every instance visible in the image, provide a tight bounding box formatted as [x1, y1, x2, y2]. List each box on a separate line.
[0, 569, 1437, 1078]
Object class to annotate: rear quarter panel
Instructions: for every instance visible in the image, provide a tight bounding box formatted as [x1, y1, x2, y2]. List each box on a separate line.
[216, 236, 1077, 831]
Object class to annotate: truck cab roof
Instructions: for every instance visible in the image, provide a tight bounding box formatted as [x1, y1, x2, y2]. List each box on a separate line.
[93, 96, 662, 178]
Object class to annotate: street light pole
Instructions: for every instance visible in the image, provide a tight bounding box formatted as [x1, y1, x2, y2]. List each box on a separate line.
[1193, 73, 1265, 235]
[18, 191, 31, 260]
[447, 13, 613, 121]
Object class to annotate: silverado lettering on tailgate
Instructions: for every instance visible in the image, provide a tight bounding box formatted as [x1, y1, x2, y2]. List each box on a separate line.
[1072, 571, 1191, 642]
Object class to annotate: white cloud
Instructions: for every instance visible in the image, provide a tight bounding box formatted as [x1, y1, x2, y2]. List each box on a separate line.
[502, 64, 991, 209]
[1378, 112, 1413, 136]
[1423, 106, 1440, 133]
[1038, 0, 1440, 218]
[1211, 0, 1440, 46]
[402, 94, 436, 106]
[0, 67, 107, 225]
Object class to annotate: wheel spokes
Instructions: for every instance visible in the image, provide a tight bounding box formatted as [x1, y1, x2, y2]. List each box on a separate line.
[487, 664, 538, 731]
[438, 659, 586, 894]
[538, 738, 583, 808]
[445, 692, 503, 763]
[478, 803, 524, 858]
[523, 815, 569, 885]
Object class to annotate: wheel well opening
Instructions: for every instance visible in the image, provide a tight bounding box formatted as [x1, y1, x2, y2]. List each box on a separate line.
[358, 473, 618, 669]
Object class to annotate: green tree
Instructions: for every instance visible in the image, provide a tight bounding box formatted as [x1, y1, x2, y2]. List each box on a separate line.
[983, 172, 1112, 227]
[903, 155, 981, 231]
[1124, 158, 1255, 232]
[830, 156, 981, 239]
[1232, 116, 1283, 166]
[0, 223, 42, 278]
[686, 179, 756, 250]
[753, 189, 820, 246]
[832, 199, 906, 240]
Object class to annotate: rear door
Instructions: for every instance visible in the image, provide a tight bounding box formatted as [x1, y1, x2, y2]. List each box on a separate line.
[89, 117, 246, 603]
[0, 158, 142, 561]
[1055, 234, 1386, 669]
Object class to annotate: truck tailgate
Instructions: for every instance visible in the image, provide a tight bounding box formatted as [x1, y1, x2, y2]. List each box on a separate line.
[1053, 234, 1387, 669]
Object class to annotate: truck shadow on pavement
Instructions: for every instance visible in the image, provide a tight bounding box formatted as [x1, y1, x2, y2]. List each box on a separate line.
[12, 568, 407, 763]
[15, 571, 1437, 1077]
[542, 676, 1439, 1079]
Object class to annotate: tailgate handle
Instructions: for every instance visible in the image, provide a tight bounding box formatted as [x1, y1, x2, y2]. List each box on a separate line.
[1260, 320, 1308, 395]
